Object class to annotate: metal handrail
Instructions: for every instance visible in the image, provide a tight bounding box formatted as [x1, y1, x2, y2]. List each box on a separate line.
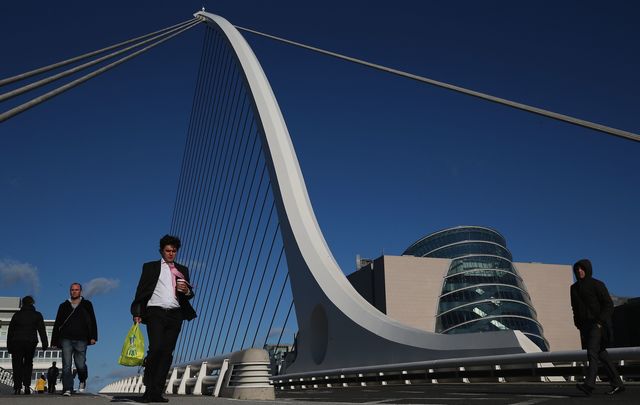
[273, 347, 640, 382]
[101, 348, 273, 398]
[0, 366, 15, 391]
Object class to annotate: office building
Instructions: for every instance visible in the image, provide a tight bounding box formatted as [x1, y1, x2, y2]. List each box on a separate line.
[348, 226, 581, 351]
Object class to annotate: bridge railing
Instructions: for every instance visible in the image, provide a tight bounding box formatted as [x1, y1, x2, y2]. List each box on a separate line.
[0, 366, 15, 393]
[100, 348, 274, 400]
[272, 347, 640, 389]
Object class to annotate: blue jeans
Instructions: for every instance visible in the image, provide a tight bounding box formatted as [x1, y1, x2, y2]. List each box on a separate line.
[61, 339, 88, 392]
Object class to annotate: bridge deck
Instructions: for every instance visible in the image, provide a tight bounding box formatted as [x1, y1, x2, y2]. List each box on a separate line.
[1, 383, 638, 404]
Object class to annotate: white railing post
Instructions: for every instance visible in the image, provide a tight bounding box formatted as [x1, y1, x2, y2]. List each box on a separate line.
[177, 365, 190, 394]
[165, 367, 178, 394]
[135, 374, 144, 393]
[192, 361, 208, 395]
[213, 359, 229, 397]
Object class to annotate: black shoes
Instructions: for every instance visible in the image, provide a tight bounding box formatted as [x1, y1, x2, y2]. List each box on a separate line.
[577, 383, 625, 396]
[576, 383, 593, 396]
[139, 393, 169, 403]
[606, 385, 625, 395]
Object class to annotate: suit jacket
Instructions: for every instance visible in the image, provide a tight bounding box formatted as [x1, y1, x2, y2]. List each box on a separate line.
[130, 260, 197, 322]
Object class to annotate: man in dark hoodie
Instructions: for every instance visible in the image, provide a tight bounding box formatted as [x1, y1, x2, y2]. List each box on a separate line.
[51, 283, 98, 396]
[7, 295, 48, 395]
[571, 259, 624, 396]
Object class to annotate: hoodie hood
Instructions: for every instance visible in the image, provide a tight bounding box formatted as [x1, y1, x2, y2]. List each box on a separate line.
[573, 258, 593, 280]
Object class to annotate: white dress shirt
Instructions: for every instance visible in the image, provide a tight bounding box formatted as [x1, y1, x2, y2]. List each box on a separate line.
[147, 258, 180, 309]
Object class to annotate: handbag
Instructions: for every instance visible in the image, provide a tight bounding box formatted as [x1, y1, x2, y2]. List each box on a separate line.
[118, 323, 145, 366]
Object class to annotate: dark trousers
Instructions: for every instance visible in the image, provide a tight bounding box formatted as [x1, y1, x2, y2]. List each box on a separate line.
[144, 307, 183, 397]
[47, 377, 57, 393]
[10, 341, 37, 390]
[581, 324, 623, 388]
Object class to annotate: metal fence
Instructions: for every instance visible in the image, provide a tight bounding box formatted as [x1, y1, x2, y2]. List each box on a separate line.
[102, 347, 640, 396]
[0, 366, 14, 393]
[272, 347, 640, 389]
[100, 348, 274, 400]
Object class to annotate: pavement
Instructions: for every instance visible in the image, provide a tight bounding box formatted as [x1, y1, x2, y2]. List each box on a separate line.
[0, 383, 638, 404]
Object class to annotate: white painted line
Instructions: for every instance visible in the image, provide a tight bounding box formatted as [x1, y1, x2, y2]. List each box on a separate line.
[509, 399, 549, 405]
[517, 394, 568, 399]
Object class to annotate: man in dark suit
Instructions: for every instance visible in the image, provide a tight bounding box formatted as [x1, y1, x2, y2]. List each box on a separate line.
[131, 235, 196, 403]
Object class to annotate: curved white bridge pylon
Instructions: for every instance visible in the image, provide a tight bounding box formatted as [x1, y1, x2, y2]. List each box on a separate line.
[195, 11, 539, 374]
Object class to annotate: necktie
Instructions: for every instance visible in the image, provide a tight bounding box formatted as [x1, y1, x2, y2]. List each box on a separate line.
[168, 262, 187, 297]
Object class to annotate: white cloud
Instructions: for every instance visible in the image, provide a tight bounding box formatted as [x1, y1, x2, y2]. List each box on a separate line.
[267, 327, 284, 340]
[0, 259, 40, 294]
[83, 277, 120, 298]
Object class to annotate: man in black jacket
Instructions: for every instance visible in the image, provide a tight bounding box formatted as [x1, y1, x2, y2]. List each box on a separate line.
[7, 295, 48, 395]
[571, 259, 625, 396]
[51, 283, 98, 396]
[131, 235, 196, 403]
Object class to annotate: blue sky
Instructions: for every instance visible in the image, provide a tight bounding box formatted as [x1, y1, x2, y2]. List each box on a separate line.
[1, 0, 638, 390]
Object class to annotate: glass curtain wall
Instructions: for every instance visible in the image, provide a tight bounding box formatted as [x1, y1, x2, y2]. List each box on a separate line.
[404, 226, 549, 351]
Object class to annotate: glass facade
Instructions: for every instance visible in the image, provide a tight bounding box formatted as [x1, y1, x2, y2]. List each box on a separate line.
[403, 226, 549, 351]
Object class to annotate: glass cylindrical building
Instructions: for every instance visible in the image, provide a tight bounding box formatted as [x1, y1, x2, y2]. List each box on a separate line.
[403, 226, 549, 351]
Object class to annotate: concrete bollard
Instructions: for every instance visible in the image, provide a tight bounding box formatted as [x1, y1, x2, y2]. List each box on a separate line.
[219, 348, 275, 400]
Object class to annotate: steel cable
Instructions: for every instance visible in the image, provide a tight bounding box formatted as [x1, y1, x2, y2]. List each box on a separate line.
[235, 25, 639, 143]
[263, 272, 290, 348]
[0, 20, 201, 122]
[276, 301, 294, 348]
[0, 20, 198, 103]
[0, 18, 196, 87]
[251, 246, 285, 347]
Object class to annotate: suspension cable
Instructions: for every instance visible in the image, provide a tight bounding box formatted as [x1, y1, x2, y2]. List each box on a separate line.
[235, 25, 639, 143]
[0, 18, 196, 87]
[0, 20, 201, 123]
[263, 272, 289, 348]
[0, 19, 199, 103]
[276, 301, 294, 348]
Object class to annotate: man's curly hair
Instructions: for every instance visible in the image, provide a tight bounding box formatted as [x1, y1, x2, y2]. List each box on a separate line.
[159, 234, 181, 250]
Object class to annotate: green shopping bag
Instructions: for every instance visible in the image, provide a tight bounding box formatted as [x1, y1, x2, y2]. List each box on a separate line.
[118, 323, 145, 366]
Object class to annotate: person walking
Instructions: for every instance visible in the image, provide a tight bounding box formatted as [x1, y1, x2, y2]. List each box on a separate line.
[47, 361, 60, 393]
[51, 283, 98, 396]
[571, 258, 625, 396]
[131, 235, 196, 403]
[7, 295, 48, 395]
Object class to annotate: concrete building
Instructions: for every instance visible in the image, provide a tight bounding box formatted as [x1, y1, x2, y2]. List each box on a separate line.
[0, 296, 62, 392]
[348, 226, 581, 352]
[611, 297, 640, 347]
